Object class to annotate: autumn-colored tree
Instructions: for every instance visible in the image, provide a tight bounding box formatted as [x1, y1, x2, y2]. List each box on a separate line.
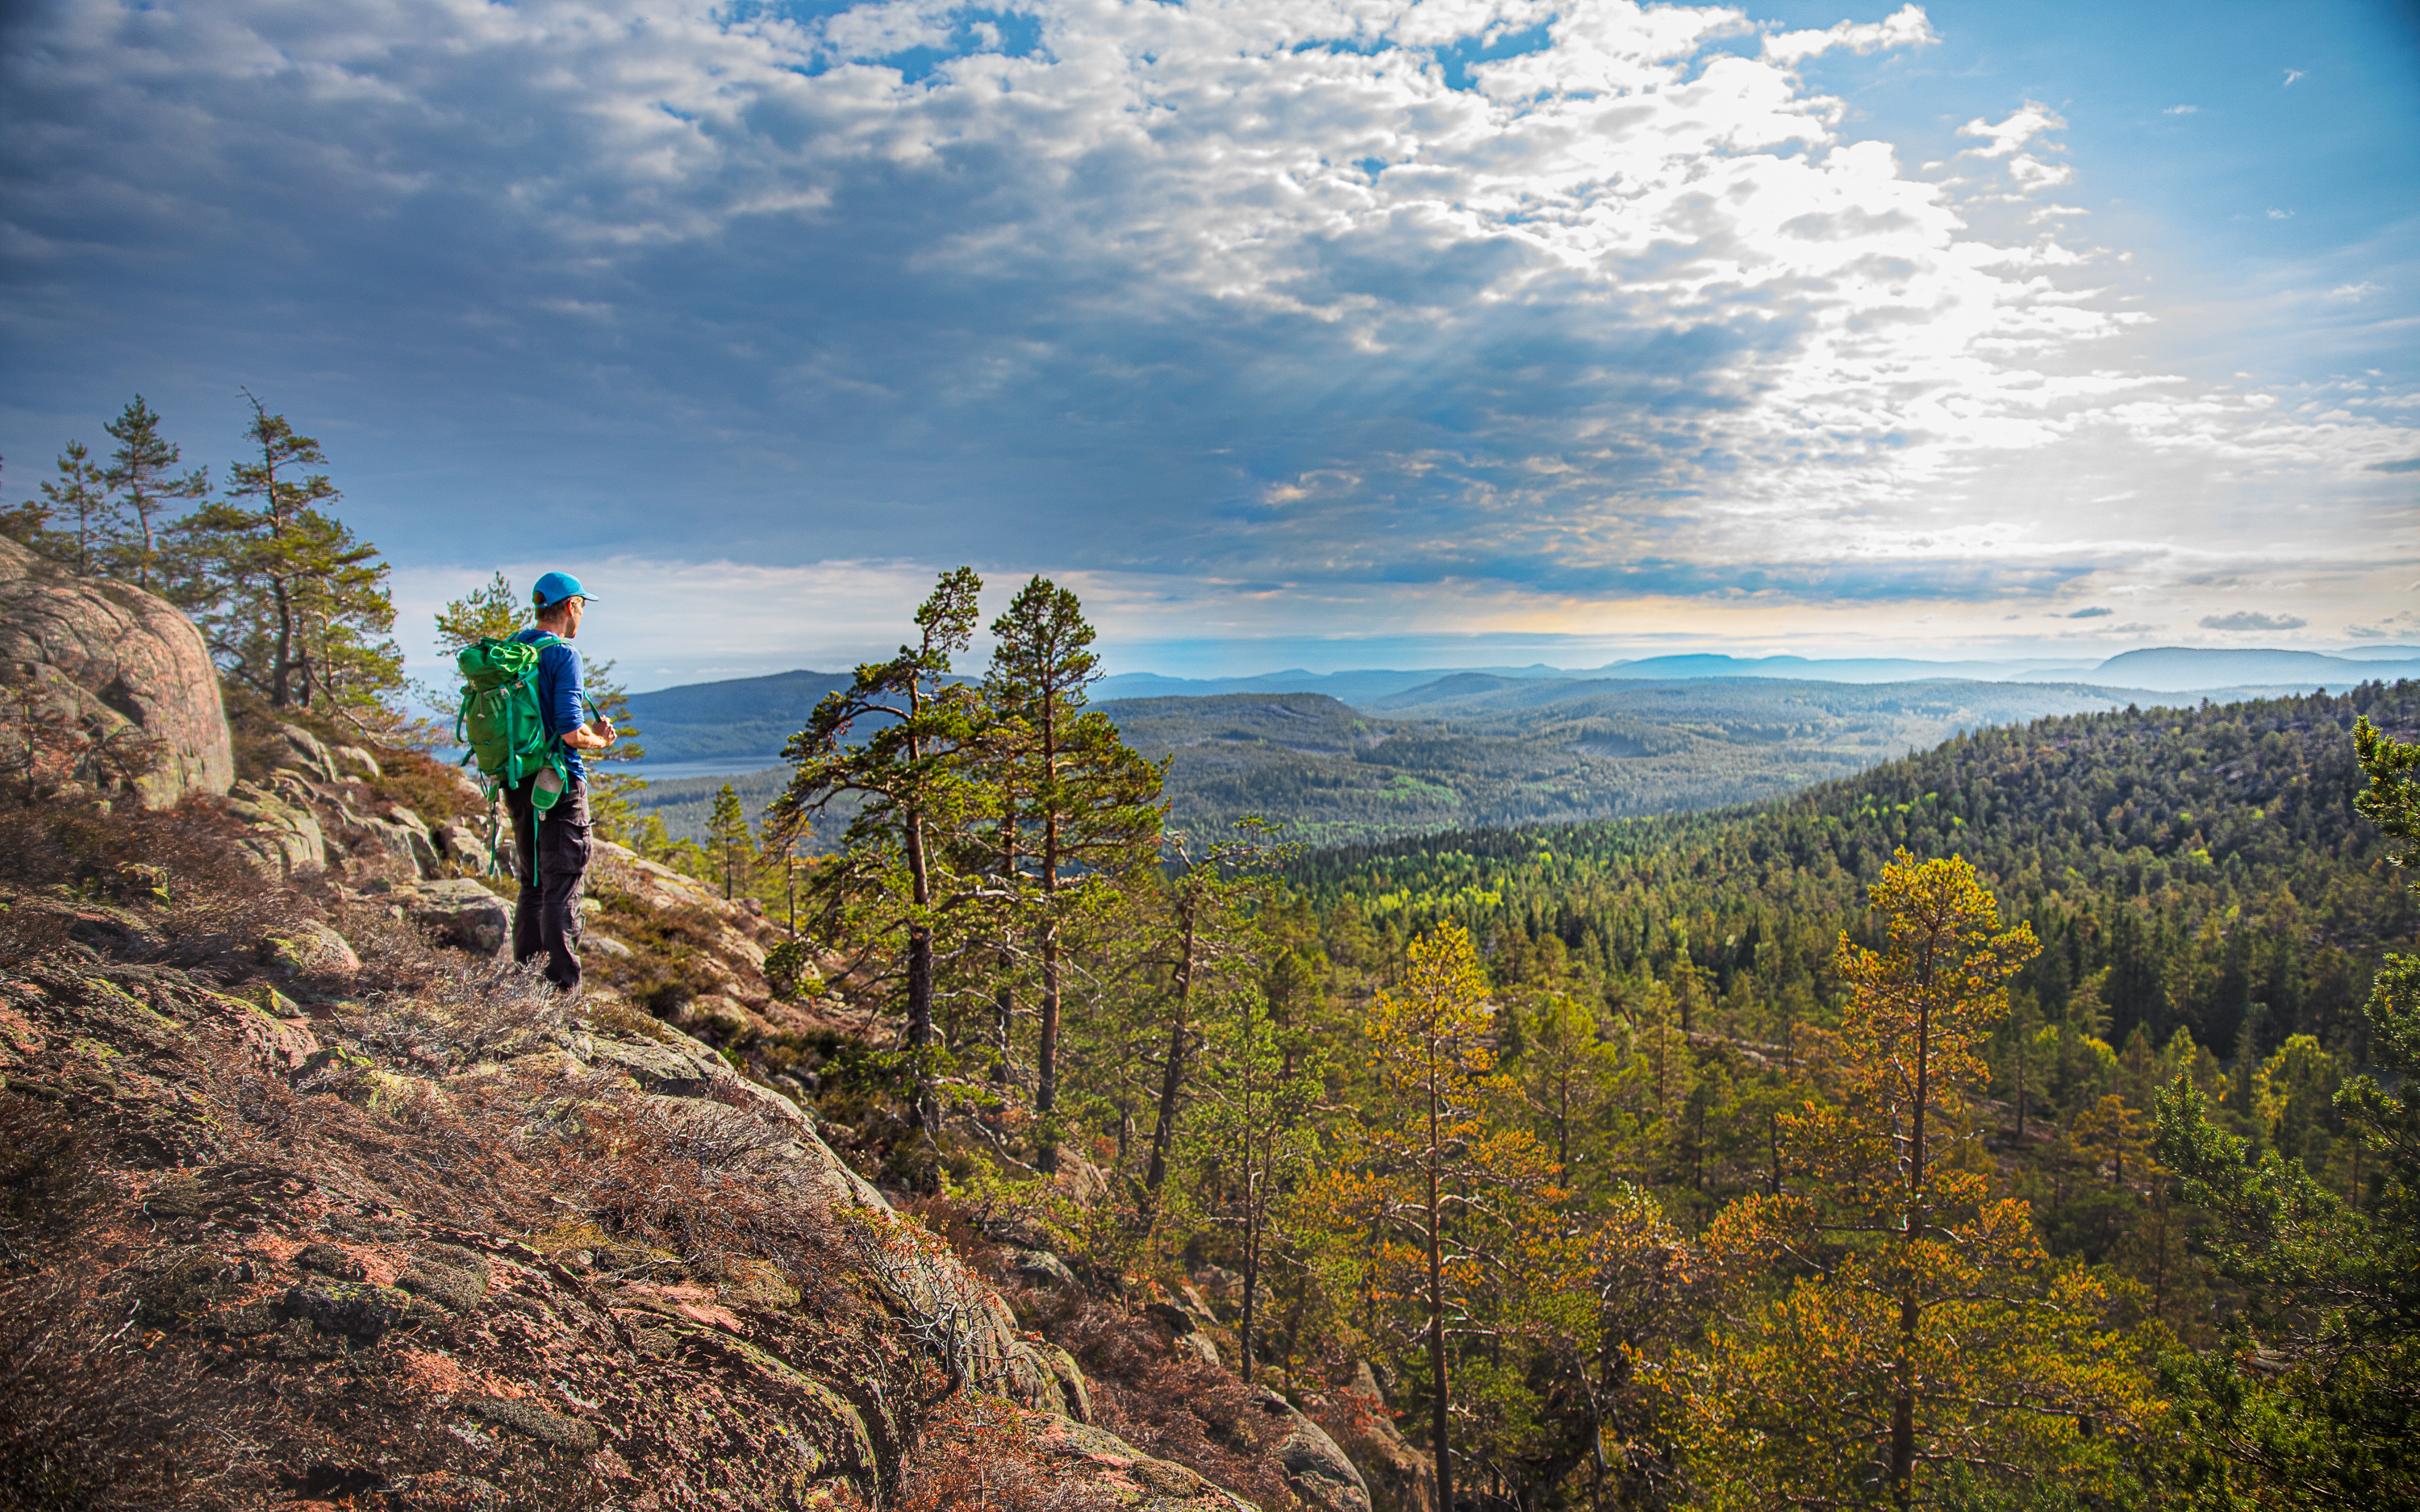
[1304, 923, 1569, 1512]
[1695, 852, 2160, 1509]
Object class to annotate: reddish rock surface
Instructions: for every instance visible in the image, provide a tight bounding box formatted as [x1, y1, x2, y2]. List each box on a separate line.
[0, 535, 235, 807]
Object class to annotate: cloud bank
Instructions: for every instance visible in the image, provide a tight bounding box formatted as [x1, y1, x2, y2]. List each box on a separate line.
[3, 0, 2414, 672]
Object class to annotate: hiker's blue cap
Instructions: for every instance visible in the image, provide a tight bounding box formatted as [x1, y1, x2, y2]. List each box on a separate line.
[532, 571, 594, 608]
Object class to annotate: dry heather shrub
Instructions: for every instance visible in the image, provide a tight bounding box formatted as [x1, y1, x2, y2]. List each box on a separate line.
[0, 796, 304, 968]
[334, 957, 568, 1072]
[0, 1269, 273, 1511]
[1032, 1290, 1295, 1511]
[0, 1095, 271, 1511]
[895, 1392, 1121, 1512]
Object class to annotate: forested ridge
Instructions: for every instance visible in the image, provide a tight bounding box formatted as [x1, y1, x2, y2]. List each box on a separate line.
[1293, 684, 2420, 1073]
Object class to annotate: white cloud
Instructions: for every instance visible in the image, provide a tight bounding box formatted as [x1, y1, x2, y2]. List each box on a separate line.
[2323, 281, 2385, 302]
[1762, 3, 1937, 65]
[2284, 69, 2306, 86]
[2200, 610, 2308, 631]
[2163, 104, 2197, 115]
[1958, 101, 2063, 159]
[2269, 207, 2296, 219]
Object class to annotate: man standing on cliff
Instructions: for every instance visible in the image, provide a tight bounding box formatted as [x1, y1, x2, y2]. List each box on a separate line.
[507, 571, 615, 995]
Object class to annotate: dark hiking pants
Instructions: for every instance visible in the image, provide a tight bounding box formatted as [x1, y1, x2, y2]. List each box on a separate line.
[506, 774, 589, 994]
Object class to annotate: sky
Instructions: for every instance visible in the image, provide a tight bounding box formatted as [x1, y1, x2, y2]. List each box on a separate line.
[4, 0, 2418, 689]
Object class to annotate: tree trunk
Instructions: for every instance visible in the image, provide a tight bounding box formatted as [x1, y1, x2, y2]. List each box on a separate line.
[1035, 685, 1062, 1174]
[902, 681, 937, 1131]
[1239, 1167, 1260, 1385]
[993, 809, 1018, 1086]
[1428, 1055, 1452, 1512]
[270, 576, 295, 708]
[1037, 927, 1060, 1173]
[1892, 939, 1937, 1512]
[1890, 1296, 1917, 1512]
[1141, 887, 1200, 1219]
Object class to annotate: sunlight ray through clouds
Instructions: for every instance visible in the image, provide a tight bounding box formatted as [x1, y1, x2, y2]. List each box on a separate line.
[2, 0, 2414, 673]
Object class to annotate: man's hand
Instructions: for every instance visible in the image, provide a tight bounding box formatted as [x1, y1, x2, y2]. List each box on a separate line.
[563, 716, 616, 752]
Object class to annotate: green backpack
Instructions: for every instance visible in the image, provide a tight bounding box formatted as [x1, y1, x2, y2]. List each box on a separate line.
[456, 635, 572, 855]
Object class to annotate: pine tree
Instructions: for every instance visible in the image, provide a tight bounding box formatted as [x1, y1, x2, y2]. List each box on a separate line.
[1138, 821, 1296, 1231]
[707, 782, 751, 902]
[1695, 852, 2159, 1509]
[98, 395, 208, 590]
[432, 570, 526, 652]
[24, 442, 108, 571]
[771, 568, 987, 1134]
[985, 576, 1165, 1171]
[2147, 715, 2420, 1506]
[1303, 923, 1568, 1512]
[1180, 974, 1325, 1383]
[428, 571, 647, 836]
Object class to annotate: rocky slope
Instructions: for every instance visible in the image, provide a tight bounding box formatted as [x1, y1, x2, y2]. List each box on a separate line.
[0, 724, 1432, 1510]
[0, 552, 1441, 1508]
[0, 868, 1275, 1510]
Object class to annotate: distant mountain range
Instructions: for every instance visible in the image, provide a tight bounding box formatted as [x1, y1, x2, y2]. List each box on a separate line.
[623, 646, 2420, 765]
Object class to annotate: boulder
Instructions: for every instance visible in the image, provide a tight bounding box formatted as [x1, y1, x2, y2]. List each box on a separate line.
[1008, 1248, 1081, 1293]
[1253, 1388, 1373, 1512]
[387, 806, 441, 873]
[223, 780, 328, 881]
[332, 744, 382, 780]
[1311, 1362, 1436, 1512]
[273, 722, 340, 783]
[361, 814, 435, 877]
[1029, 1418, 1258, 1511]
[0, 534, 235, 807]
[402, 878, 510, 955]
[436, 820, 493, 874]
[586, 1034, 725, 1098]
[257, 921, 361, 978]
[1034, 1341, 1094, 1424]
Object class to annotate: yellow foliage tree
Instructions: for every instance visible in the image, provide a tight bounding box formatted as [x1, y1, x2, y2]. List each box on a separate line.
[1693, 852, 2163, 1509]
[1301, 923, 1573, 1510]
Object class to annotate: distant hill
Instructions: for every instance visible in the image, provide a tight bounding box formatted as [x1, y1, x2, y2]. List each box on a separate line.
[627, 648, 2420, 765]
[1099, 678, 2153, 849]
[623, 669, 855, 762]
[2082, 646, 2420, 693]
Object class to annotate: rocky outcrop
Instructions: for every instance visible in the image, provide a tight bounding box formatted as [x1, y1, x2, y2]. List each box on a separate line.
[0, 534, 234, 807]
[0, 886, 1245, 1511]
[222, 777, 329, 880]
[1307, 1361, 1438, 1512]
[394, 877, 512, 955]
[1253, 1387, 1374, 1512]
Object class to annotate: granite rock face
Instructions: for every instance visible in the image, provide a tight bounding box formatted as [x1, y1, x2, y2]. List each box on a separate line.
[223, 779, 329, 881]
[399, 877, 511, 955]
[1308, 1361, 1437, 1512]
[1254, 1387, 1374, 1512]
[0, 534, 234, 807]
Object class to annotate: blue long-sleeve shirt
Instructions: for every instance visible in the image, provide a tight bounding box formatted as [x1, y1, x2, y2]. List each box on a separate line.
[512, 627, 586, 781]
